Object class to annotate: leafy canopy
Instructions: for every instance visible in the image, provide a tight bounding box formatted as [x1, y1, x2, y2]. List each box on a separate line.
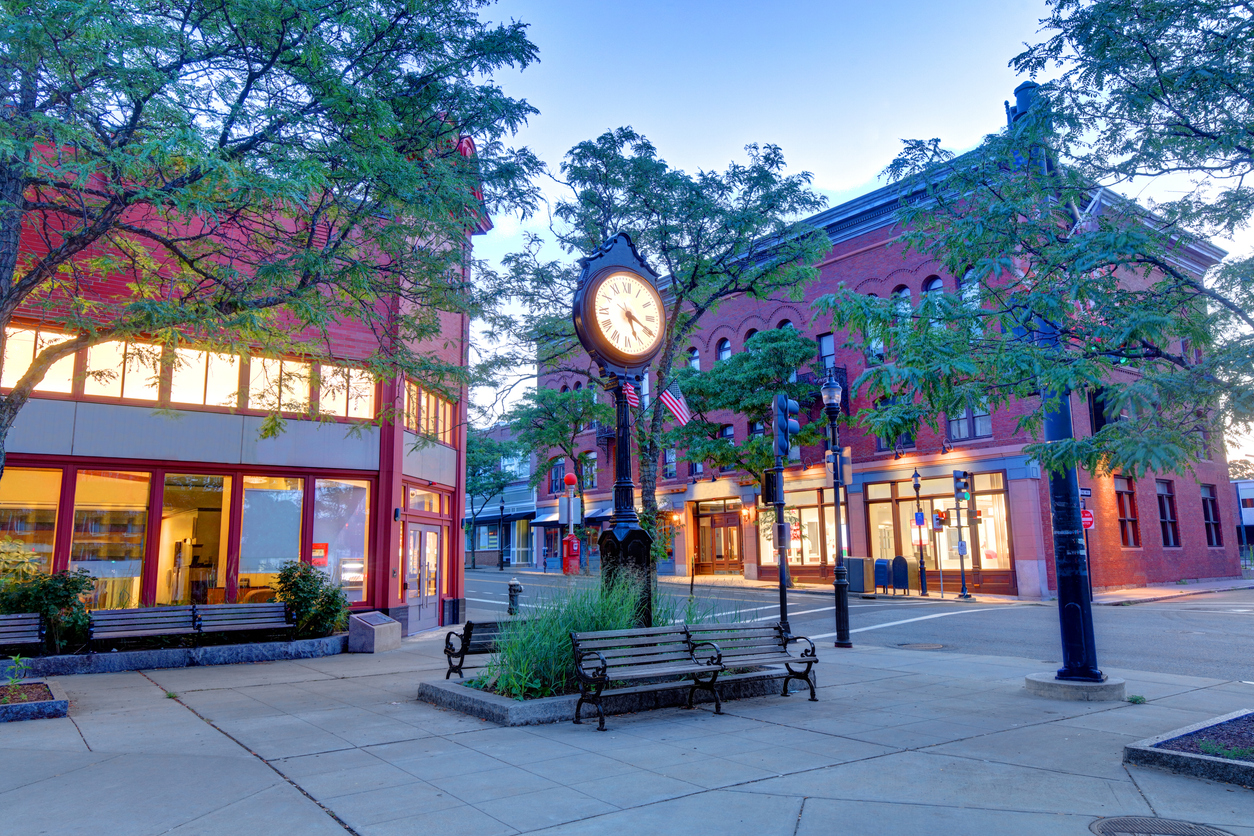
[817, 0, 1254, 477]
[0, 0, 541, 459]
[504, 385, 612, 502]
[465, 427, 518, 521]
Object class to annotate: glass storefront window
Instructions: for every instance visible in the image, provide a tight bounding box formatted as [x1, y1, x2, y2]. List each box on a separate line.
[866, 483, 892, 501]
[239, 476, 304, 600]
[313, 478, 370, 604]
[70, 471, 150, 610]
[156, 475, 232, 605]
[0, 468, 60, 581]
[407, 487, 439, 512]
[868, 502, 896, 562]
[1, 327, 75, 393]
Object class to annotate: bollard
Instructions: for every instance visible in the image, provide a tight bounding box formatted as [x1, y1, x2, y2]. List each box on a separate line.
[507, 577, 523, 616]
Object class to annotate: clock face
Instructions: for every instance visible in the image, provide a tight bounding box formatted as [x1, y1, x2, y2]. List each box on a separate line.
[587, 270, 665, 361]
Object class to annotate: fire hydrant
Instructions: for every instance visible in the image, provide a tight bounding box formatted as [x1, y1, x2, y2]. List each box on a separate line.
[507, 578, 524, 616]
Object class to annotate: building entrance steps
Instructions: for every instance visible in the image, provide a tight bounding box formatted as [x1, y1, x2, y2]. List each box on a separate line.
[7, 628, 1254, 835]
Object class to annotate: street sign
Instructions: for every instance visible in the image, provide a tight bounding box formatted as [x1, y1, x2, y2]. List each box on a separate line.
[1081, 509, 1095, 530]
[914, 511, 925, 527]
[1080, 487, 1092, 498]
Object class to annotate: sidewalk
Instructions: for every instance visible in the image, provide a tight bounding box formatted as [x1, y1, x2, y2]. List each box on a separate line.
[1092, 577, 1254, 606]
[4, 632, 1253, 834]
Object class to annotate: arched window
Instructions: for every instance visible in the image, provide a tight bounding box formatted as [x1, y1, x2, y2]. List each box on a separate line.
[777, 319, 793, 329]
[923, 276, 944, 295]
[687, 347, 700, 370]
[891, 285, 912, 322]
[865, 294, 885, 363]
[744, 328, 758, 344]
[573, 382, 581, 391]
[716, 339, 732, 361]
[560, 385, 569, 393]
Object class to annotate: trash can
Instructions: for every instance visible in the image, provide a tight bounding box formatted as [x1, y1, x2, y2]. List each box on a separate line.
[847, 558, 865, 593]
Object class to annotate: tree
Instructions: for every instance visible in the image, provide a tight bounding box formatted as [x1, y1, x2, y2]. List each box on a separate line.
[505, 386, 612, 514]
[1230, 458, 1254, 481]
[0, 0, 542, 475]
[816, 0, 1254, 478]
[496, 128, 828, 521]
[665, 328, 825, 482]
[464, 428, 518, 569]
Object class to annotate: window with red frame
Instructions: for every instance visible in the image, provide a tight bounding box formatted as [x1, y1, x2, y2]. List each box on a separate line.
[1115, 476, 1140, 548]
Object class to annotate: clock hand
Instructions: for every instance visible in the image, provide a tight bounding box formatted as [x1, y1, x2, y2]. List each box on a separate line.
[619, 304, 640, 339]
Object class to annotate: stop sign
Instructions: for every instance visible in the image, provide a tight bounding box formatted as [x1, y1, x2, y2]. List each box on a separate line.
[1081, 509, 1095, 530]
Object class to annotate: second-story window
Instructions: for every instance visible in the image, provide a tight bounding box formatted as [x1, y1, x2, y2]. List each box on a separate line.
[749, 421, 764, 437]
[663, 448, 676, 479]
[582, 451, 597, 489]
[690, 460, 704, 477]
[1, 326, 75, 393]
[171, 348, 241, 408]
[948, 404, 992, 441]
[874, 398, 915, 452]
[719, 424, 735, 471]
[318, 365, 375, 419]
[818, 333, 835, 369]
[549, 459, 565, 495]
[248, 357, 311, 412]
[1115, 475, 1140, 547]
[404, 380, 456, 445]
[687, 348, 700, 370]
[716, 339, 731, 362]
[87, 340, 162, 402]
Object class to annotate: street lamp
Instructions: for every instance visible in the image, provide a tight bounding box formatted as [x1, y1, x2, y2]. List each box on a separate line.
[498, 496, 506, 571]
[820, 368, 852, 649]
[912, 469, 928, 596]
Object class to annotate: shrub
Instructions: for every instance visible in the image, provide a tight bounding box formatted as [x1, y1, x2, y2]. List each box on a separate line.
[274, 561, 349, 639]
[479, 574, 751, 700]
[0, 570, 94, 654]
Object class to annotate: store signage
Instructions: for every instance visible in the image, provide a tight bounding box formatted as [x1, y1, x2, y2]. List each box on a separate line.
[1081, 509, 1095, 530]
[1079, 488, 1092, 498]
[311, 543, 329, 567]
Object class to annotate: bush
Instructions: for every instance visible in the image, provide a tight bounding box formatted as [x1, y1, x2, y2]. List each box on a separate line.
[274, 562, 349, 639]
[478, 574, 751, 700]
[0, 570, 94, 654]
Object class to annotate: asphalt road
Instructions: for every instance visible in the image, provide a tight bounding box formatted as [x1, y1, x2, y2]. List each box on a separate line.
[463, 570, 1254, 682]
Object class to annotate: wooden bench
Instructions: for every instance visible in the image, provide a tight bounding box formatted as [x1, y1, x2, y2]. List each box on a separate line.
[688, 622, 819, 701]
[0, 613, 43, 648]
[89, 606, 198, 644]
[570, 625, 724, 731]
[195, 603, 293, 636]
[444, 620, 509, 679]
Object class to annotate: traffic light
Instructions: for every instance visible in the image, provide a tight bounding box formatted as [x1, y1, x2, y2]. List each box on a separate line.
[774, 393, 800, 457]
[932, 510, 947, 530]
[953, 470, 972, 503]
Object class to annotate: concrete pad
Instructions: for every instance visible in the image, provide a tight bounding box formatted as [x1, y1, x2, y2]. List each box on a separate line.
[272, 746, 384, 778]
[289, 760, 419, 800]
[450, 727, 591, 765]
[735, 751, 1153, 817]
[1153, 688, 1254, 716]
[928, 722, 1138, 781]
[178, 688, 288, 722]
[1058, 704, 1218, 738]
[144, 661, 334, 692]
[838, 719, 986, 749]
[517, 752, 638, 785]
[72, 711, 247, 757]
[649, 755, 778, 789]
[294, 706, 433, 747]
[0, 749, 117, 794]
[528, 788, 803, 836]
[473, 786, 619, 832]
[1128, 764, 1254, 828]
[0, 716, 91, 753]
[1026, 673, 1128, 701]
[367, 737, 508, 780]
[162, 783, 345, 836]
[600, 741, 696, 769]
[795, 797, 1098, 835]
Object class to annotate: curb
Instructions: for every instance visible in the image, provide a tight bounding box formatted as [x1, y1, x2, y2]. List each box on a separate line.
[1094, 583, 1254, 606]
[1124, 708, 1254, 788]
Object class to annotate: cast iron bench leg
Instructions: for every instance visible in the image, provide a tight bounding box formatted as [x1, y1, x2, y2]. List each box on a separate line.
[687, 670, 722, 714]
[782, 662, 817, 701]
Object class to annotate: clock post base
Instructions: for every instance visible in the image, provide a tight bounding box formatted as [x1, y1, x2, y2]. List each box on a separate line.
[599, 523, 654, 628]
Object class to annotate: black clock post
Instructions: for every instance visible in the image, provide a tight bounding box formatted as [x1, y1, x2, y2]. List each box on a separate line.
[570, 233, 663, 628]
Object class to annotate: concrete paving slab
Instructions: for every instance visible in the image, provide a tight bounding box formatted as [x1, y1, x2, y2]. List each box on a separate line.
[72, 711, 246, 757]
[568, 769, 702, 807]
[294, 705, 434, 747]
[1127, 764, 1254, 828]
[795, 797, 1099, 835]
[427, 764, 562, 803]
[161, 783, 346, 836]
[0, 716, 91, 753]
[926, 722, 1138, 781]
[272, 746, 384, 778]
[648, 753, 778, 788]
[1151, 688, 1254, 716]
[517, 751, 638, 785]
[528, 787, 803, 836]
[287, 760, 419, 800]
[356, 803, 519, 836]
[599, 741, 698, 769]
[144, 661, 335, 692]
[1057, 703, 1219, 738]
[472, 785, 619, 832]
[0, 748, 118, 794]
[324, 779, 463, 829]
[367, 737, 508, 780]
[178, 688, 289, 721]
[450, 727, 592, 765]
[734, 751, 1153, 817]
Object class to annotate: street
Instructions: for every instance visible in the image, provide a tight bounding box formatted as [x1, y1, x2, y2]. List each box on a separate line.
[465, 571, 1254, 682]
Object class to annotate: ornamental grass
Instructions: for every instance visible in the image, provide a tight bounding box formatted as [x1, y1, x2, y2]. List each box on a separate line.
[476, 574, 748, 700]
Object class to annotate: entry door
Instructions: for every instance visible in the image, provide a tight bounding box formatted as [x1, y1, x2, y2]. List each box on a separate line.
[406, 524, 441, 633]
[698, 514, 742, 574]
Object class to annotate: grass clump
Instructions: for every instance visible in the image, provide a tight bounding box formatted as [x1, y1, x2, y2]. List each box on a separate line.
[477, 575, 752, 700]
[1199, 740, 1254, 761]
[1127, 694, 1147, 704]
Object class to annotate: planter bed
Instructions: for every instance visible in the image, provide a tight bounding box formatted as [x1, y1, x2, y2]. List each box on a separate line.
[419, 669, 789, 727]
[1124, 709, 1254, 788]
[0, 635, 346, 678]
[0, 679, 69, 722]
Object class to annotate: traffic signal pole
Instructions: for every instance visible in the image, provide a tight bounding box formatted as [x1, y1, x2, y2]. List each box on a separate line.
[952, 471, 973, 599]
[773, 393, 800, 637]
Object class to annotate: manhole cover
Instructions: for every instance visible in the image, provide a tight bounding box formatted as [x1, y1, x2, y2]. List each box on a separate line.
[1090, 817, 1235, 836]
[898, 643, 943, 650]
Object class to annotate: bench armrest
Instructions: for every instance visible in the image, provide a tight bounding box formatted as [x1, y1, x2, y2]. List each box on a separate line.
[444, 629, 467, 656]
[574, 649, 609, 682]
[789, 635, 817, 658]
[690, 640, 723, 667]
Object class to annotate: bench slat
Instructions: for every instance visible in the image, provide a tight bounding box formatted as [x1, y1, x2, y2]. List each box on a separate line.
[572, 633, 690, 650]
[602, 662, 718, 680]
[572, 624, 689, 640]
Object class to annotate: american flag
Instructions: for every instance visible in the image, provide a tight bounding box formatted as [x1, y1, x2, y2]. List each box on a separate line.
[659, 381, 692, 426]
[622, 380, 640, 408]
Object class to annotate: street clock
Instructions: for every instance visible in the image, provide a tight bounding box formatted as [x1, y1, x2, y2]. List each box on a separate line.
[572, 233, 666, 376]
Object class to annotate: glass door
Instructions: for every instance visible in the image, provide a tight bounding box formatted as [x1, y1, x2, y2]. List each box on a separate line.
[406, 523, 441, 633]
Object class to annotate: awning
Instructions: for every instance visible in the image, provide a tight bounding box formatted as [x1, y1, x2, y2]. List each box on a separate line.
[583, 505, 614, 523]
[532, 509, 560, 526]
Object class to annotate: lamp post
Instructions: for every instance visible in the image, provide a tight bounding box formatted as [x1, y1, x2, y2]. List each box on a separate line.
[912, 469, 928, 596]
[820, 368, 852, 649]
[498, 496, 506, 571]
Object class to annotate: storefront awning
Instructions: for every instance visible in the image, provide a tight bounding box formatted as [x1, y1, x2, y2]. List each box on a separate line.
[532, 509, 560, 525]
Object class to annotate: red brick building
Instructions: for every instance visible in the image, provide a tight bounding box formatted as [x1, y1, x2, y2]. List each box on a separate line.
[535, 186, 1242, 598]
